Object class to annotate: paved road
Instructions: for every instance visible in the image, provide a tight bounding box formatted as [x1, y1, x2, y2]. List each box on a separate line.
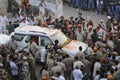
[35, 4, 108, 80]
[63, 5, 107, 26]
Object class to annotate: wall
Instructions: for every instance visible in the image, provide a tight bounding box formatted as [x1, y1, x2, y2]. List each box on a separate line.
[0, 0, 7, 14]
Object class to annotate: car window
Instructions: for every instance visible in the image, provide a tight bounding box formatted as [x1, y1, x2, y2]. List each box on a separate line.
[14, 34, 25, 41]
[25, 36, 39, 45]
[40, 36, 53, 46]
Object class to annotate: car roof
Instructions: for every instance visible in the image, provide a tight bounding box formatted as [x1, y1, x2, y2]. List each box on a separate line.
[15, 26, 58, 36]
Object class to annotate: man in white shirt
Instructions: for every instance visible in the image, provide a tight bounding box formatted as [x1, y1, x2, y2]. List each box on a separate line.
[39, 44, 47, 74]
[72, 66, 84, 80]
[56, 71, 65, 80]
[29, 16, 37, 26]
[0, 13, 8, 34]
[86, 44, 94, 56]
[39, 0, 46, 15]
[96, 25, 104, 38]
[40, 47, 47, 63]
[39, 0, 46, 22]
[86, 26, 93, 41]
[75, 27, 84, 42]
[94, 70, 100, 80]
[93, 58, 101, 79]
[19, 13, 24, 21]
[20, 18, 29, 26]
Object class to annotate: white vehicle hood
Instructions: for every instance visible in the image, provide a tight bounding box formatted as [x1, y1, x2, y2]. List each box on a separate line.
[62, 40, 88, 58]
[0, 34, 10, 45]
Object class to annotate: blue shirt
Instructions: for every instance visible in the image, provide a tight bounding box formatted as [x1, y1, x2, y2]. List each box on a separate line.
[9, 61, 18, 76]
[8, 24, 14, 32]
[73, 69, 83, 80]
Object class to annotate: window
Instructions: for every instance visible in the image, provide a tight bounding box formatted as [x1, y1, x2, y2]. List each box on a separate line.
[14, 33, 25, 41]
[40, 36, 53, 46]
[25, 35, 39, 45]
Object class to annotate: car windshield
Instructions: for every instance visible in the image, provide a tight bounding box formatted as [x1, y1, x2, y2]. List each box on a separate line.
[50, 31, 70, 46]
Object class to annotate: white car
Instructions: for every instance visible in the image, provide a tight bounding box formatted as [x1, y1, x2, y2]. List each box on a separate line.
[0, 34, 10, 46]
[11, 26, 88, 60]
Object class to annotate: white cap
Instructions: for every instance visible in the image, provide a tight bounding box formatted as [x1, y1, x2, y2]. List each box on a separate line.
[107, 16, 111, 19]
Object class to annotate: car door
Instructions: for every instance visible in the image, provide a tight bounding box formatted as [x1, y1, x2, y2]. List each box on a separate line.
[35, 35, 54, 61]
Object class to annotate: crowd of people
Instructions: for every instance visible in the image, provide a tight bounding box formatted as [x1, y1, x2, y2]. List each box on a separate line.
[64, 0, 120, 22]
[39, 11, 120, 80]
[0, 36, 36, 80]
[0, 0, 120, 80]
